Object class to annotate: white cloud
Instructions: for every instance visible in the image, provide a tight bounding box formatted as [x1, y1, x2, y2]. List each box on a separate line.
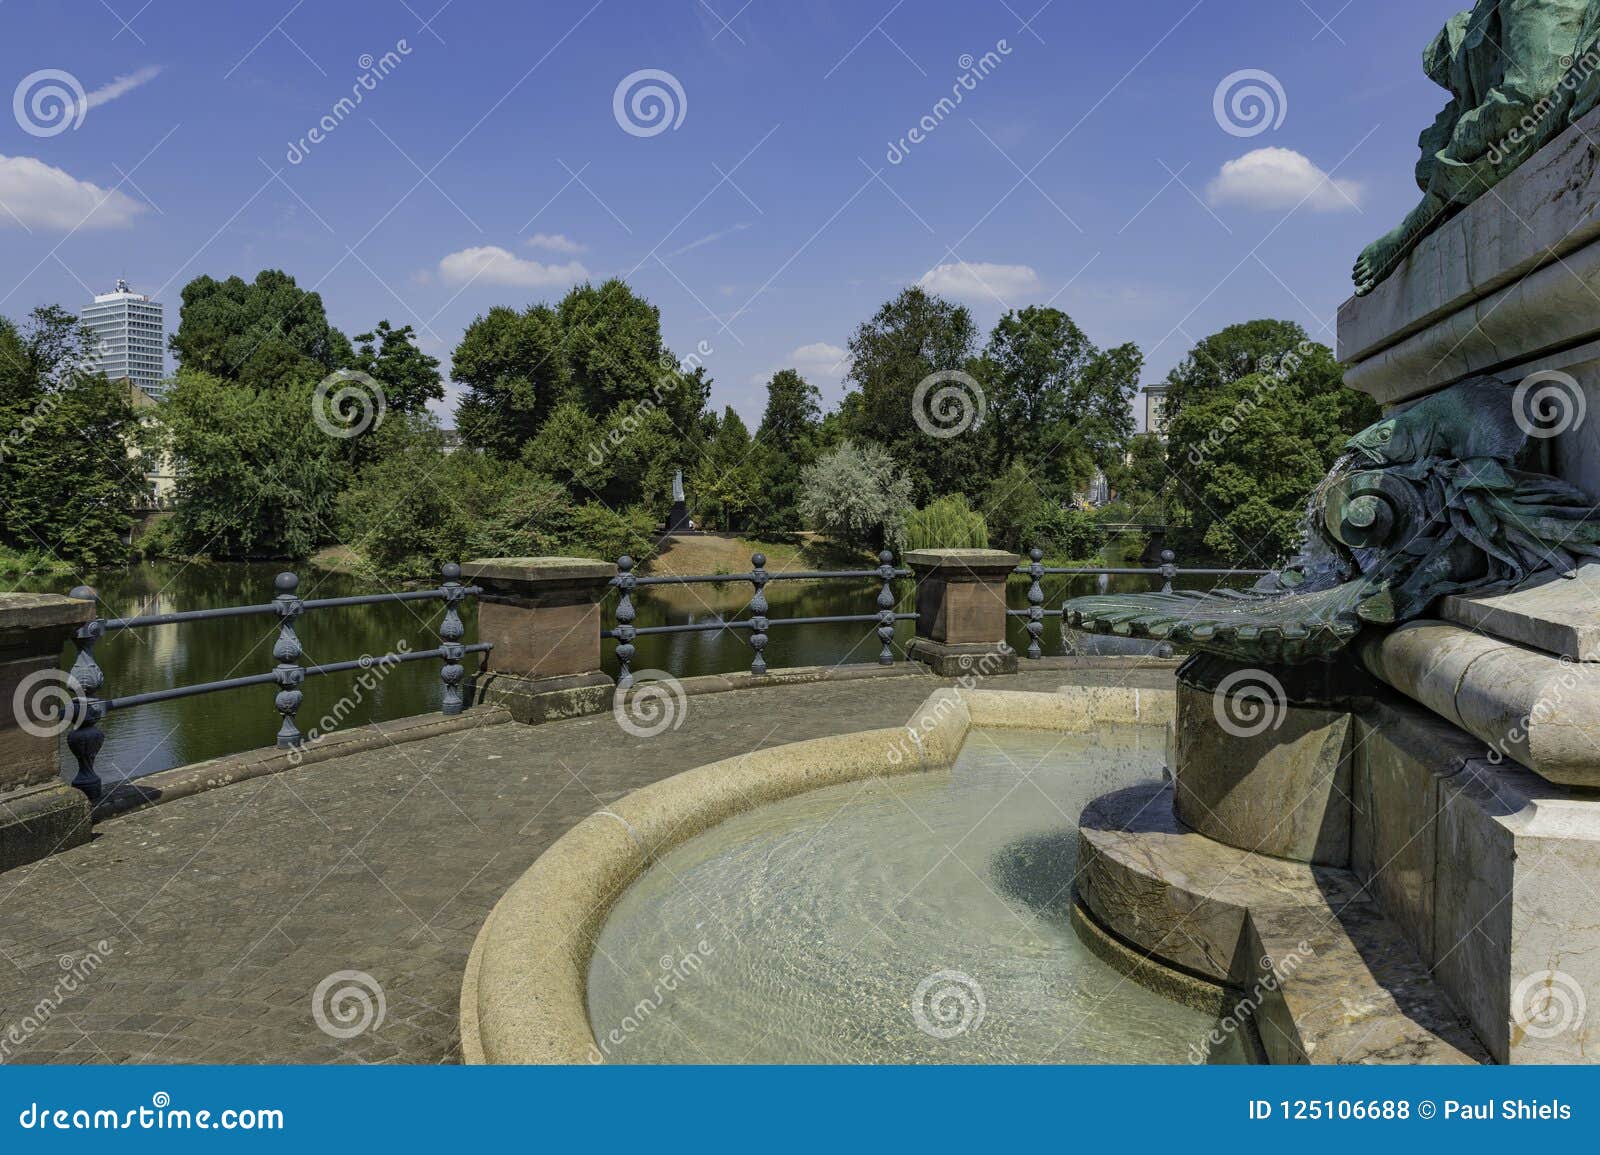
[85, 65, 163, 111]
[525, 232, 585, 254]
[438, 245, 590, 288]
[1206, 147, 1362, 212]
[918, 261, 1040, 302]
[0, 155, 144, 230]
[791, 341, 847, 374]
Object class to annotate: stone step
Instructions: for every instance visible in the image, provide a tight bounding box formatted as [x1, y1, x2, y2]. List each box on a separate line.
[1076, 781, 1489, 1065]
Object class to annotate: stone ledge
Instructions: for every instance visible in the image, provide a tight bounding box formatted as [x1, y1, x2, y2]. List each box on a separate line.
[0, 592, 95, 634]
[462, 557, 616, 585]
[1339, 104, 1600, 376]
[1439, 566, 1600, 661]
[1075, 781, 1487, 1065]
[1358, 620, 1600, 787]
[93, 706, 512, 820]
[0, 783, 91, 873]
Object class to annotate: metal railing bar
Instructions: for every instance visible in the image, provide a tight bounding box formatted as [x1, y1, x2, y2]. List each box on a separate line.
[299, 586, 482, 611]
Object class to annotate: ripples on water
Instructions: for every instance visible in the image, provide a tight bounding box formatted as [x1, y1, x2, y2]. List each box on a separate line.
[587, 727, 1248, 1064]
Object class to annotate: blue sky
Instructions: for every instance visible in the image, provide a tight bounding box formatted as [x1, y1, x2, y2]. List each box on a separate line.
[1, 0, 1456, 425]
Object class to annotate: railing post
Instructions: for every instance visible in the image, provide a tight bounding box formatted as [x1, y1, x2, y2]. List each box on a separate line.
[438, 562, 466, 715]
[904, 549, 1021, 677]
[1160, 549, 1178, 595]
[614, 555, 636, 689]
[1025, 547, 1045, 660]
[63, 586, 107, 803]
[748, 553, 769, 677]
[876, 551, 898, 665]
[271, 572, 305, 747]
[463, 557, 618, 725]
[1, 590, 98, 868]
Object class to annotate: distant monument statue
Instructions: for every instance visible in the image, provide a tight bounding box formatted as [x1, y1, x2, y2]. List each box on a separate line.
[1354, 0, 1600, 295]
[667, 469, 690, 532]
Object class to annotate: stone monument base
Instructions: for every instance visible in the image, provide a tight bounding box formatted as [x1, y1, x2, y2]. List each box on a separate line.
[470, 671, 614, 726]
[0, 783, 90, 872]
[905, 638, 1018, 678]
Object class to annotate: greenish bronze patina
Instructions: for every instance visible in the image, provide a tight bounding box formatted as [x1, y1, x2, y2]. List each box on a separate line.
[1065, 377, 1600, 664]
[1354, 0, 1600, 295]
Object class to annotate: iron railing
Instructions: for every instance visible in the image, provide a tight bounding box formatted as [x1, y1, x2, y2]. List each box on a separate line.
[603, 551, 915, 687]
[59, 563, 491, 802]
[1009, 548, 1274, 659]
[604, 548, 1275, 679]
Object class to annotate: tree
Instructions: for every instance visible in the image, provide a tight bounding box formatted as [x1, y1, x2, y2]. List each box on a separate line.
[1162, 319, 1315, 424]
[451, 304, 567, 458]
[798, 440, 913, 552]
[0, 307, 145, 567]
[170, 270, 353, 388]
[979, 306, 1139, 495]
[691, 407, 762, 531]
[160, 370, 349, 558]
[558, 279, 672, 416]
[351, 320, 443, 414]
[843, 286, 987, 501]
[751, 369, 822, 536]
[1163, 331, 1378, 564]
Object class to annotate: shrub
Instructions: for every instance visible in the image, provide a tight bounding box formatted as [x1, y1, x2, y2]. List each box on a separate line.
[905, 494, 989, 551]
[797, 440, 913, 551]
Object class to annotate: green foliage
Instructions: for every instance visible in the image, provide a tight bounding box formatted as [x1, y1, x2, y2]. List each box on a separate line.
[350, 320, 443, 414]
[980, 306, 1140, 495]
[843, 285, 987, 502]
[1162, 326, 1379, 564]
[749, 368, 823, 537]
[160, 370, 348, 558]
[170, 270, 353, 388]
[798, 440, 913, 551]
[1028, 505, 1105, 563]
[0, 307, 144, 567]
[690, 407, 762, 531]
[905, 494, 989, 551]
[452, 303, 567, 458]
[558, 279, 673, 415]
[978, 462, 1105, 560]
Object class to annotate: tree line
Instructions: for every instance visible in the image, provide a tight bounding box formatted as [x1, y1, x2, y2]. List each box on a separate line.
[0, 267, 1378, 579]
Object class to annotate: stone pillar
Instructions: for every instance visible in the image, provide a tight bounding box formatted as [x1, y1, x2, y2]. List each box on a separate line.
[464, 557, 617, 725]
[903, 548, 1019, 676]
[0, 593, 96, 871]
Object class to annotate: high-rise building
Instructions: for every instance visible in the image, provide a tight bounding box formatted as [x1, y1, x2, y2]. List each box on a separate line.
[1143, 384, 1169, 440]
[81, 279, 166, 398]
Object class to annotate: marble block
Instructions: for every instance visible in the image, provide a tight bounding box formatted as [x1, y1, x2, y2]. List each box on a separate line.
[1439, 565, 1600, 661]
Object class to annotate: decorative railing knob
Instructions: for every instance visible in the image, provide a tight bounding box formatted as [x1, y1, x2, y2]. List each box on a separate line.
[876, 550, 897, 665]
[439, 562, 466, 715]
[65, 585, 105, 802]
[1159, 549, 1177, 595]
[615, 555, 636, 688]
[748, 553, 769, 677]
[272, 571, 305, 747]
[1026, 547, 1045, 660]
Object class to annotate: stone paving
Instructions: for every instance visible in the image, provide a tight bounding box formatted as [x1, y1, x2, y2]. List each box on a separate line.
[0, 667, 1173, 1064]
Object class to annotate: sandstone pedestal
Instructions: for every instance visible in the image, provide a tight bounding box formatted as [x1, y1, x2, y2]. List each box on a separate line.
[463, 558, 616, 724]
[1, 593, 96, 871]
[903, 548, 1019, 676]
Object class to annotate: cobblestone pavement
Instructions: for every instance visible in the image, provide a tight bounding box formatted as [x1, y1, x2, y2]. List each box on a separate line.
[0, 668, 1172, 1064]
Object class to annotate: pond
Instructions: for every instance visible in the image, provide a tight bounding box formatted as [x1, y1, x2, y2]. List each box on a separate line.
[11, 556, 1243, 784]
